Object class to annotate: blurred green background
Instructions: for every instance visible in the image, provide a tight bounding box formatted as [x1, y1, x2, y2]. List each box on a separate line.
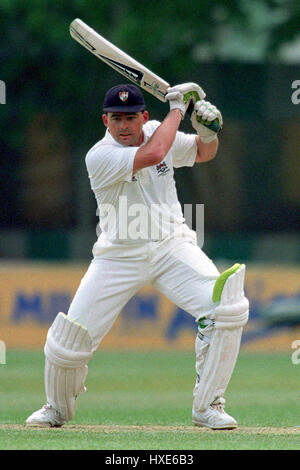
[0, 0, 299, 263]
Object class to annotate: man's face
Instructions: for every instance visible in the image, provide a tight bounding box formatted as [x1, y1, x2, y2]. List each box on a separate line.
[102, 111, 149, 146]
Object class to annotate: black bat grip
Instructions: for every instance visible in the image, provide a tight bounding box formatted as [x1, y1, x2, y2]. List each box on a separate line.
[187, 101, 221, 134]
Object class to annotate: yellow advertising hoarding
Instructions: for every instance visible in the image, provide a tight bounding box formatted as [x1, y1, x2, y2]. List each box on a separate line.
[0, 262, 299, 351]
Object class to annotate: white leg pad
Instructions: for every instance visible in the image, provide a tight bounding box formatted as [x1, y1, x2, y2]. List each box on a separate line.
[193, 321, 213, 405]
[193, 265, 249, 412]
[44, 312, 93, 422]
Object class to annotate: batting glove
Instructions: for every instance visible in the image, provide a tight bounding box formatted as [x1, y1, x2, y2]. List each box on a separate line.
[190, 100, 223, 143]
[166, 83, 206, 119]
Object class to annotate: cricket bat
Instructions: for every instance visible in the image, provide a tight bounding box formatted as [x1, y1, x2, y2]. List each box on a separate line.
[69, 18, 221, 133]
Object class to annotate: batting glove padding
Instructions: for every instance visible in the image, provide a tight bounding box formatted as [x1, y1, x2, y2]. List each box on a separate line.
[190, 100, 223, 143]
[166, 83, 206, 119]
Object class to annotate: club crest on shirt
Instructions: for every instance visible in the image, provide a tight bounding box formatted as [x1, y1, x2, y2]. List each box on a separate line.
[119, 91, 129, 102]
[156, 161, 170, 176]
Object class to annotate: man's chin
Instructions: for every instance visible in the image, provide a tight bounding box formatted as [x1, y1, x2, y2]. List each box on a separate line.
[118, 135, 136, 146]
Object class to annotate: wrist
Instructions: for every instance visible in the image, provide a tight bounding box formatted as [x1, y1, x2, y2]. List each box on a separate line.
[169, 107, 184, 120]
[168, 99, 187, 119]
[199, 133, 218, 144]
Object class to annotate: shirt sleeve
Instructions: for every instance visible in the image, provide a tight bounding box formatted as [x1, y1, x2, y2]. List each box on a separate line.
[86, 144, 137, 190]
[172, 130, 197, 168]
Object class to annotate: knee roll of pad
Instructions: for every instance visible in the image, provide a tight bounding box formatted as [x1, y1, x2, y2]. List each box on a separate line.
[213, 264, 249, 329]
[44, 312, 93, 368]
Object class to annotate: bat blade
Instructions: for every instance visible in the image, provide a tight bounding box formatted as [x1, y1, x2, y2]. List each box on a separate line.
[70, 19, 221, 133]
[70, 19, 170, 102]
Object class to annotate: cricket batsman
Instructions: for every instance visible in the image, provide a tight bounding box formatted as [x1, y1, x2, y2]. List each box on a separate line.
[26, 82, 249, 429]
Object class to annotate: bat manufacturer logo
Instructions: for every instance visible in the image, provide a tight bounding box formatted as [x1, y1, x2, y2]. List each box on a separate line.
[100, 55, 144, 86]
[119, 91, 129, 102]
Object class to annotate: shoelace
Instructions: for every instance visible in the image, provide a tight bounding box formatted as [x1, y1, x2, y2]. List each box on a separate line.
[43, 404, 59, 416]
[43, 404, 53, 410]
[211, 402, 225, 414]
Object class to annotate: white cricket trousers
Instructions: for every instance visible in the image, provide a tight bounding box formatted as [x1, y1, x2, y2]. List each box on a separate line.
[67, 234, 220, 351]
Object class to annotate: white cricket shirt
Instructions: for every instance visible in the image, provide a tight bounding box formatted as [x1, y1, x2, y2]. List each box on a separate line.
[86, 120, 197, 253]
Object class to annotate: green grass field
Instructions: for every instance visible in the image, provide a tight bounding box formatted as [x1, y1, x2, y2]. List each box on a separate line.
[0, 349, 299, 450]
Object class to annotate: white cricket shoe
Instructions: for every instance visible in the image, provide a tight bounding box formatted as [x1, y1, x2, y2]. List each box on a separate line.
[192, 398, 237, 430]
[26, 404, 65, 428]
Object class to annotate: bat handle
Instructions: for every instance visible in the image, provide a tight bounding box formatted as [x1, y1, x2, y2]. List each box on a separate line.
[202, 119, 221, 133]
[187, 101, 221, 134]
